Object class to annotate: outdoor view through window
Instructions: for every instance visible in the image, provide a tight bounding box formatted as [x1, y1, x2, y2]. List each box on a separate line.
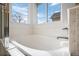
[37, 3, 61, 24]
[12, 3, 29, 24]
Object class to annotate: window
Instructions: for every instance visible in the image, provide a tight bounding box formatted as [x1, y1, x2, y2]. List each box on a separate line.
[37, 3, 61, 24]
[48, 3, 61, 23]
[37, 4, 46, 24]
[12, 3, 29, 24]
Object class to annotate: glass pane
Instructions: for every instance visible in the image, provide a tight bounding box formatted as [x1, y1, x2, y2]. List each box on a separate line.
[37, 4, 46, 24]
[48, 3, 61, 23]
[12, 3, 29, 24]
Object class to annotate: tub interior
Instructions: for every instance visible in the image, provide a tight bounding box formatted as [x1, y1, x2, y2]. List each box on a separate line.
[10, 22, 68, 51]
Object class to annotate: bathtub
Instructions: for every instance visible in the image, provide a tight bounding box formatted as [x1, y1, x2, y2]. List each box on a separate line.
[9, 35, 70, 56]
[13, 35, 63, 50]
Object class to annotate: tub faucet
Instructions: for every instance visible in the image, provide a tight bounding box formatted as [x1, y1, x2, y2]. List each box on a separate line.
[57, 36, 68, 40]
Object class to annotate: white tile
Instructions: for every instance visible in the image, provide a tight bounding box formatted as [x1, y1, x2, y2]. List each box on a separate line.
[8, 48, 25, 56]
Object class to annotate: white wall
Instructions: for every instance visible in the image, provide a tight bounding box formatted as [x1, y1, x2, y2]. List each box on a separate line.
[10, 22, 36, 49]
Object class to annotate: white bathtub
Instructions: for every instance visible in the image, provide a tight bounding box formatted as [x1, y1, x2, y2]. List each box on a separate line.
[10, 35, 70, 56]
[13, 34, 62, 50]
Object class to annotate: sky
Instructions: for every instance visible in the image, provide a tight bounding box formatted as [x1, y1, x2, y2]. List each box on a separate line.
[37, 3, 61, 24]
[12, 3, 61, 24]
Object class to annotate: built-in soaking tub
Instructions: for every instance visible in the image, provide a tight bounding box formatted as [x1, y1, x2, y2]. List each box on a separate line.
[9, 18, 70, 56]
[9, 35, 70, 56]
